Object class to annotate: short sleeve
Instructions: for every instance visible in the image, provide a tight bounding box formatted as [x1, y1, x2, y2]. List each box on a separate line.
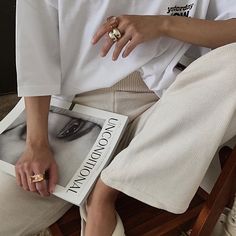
[207, 0, 236, 20]
[16, 0, 61, 96]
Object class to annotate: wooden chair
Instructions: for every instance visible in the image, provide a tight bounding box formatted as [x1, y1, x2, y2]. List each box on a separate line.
[49, 145, 236, 236]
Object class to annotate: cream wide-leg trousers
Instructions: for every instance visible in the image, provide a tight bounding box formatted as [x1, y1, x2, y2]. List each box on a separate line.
[0, 43, 236, 235]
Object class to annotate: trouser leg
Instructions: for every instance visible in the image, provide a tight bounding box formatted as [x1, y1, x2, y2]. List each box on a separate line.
[101, 43, 236, 214]
[0, 172, 71, 236]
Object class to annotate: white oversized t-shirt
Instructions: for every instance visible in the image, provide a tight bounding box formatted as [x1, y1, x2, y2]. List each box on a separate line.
[16, 0, 236, 97]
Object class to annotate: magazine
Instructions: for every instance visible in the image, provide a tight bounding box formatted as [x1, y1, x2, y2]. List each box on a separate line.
[0, 97, 128, 206]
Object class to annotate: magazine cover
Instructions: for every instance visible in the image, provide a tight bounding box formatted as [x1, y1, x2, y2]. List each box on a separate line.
[0, 97, 128, 206]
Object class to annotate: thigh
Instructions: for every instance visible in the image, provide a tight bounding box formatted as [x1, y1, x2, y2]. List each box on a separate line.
[0, 172, 71, 236]
[73, 90, 158, 118]
[101, 43, 236, 213]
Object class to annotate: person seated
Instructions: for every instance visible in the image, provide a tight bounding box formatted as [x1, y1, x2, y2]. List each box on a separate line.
[1, 0, 236, 235]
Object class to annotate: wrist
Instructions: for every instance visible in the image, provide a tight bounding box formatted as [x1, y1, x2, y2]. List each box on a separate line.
[26, 135, 49, 149]
[158, 15, 171, 37]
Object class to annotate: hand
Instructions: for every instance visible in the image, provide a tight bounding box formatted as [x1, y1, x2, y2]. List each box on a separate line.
[92, 15, 165, 60]
[15, 144, 58, 197]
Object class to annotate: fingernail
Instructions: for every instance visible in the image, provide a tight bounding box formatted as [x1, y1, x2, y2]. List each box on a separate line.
[100, 52, 105, 57]
[91, 38, 95, 44]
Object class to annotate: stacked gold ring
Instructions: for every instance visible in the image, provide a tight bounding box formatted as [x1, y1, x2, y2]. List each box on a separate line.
[106, 16, 122, 42]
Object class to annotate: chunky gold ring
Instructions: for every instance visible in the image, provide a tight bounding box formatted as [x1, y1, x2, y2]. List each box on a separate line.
[108, 28, 122, 42]
[30, 174, 45, 183]
[108, 31, 118, 42]
[112, 28, 122, 39]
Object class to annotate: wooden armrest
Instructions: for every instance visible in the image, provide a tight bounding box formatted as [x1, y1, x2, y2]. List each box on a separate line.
[190, 145, 236, 236]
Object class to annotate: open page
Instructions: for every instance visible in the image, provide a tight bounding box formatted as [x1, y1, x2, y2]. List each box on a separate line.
[0, 97, 128, 206]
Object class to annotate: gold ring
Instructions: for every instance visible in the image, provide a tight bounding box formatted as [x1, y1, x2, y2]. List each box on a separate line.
[112, 28, 122, 39]
[108, 31, 118, 42]
[30, 174, 45, 183]
[106, 16, 119, 30]
[108, 28, 122, 42]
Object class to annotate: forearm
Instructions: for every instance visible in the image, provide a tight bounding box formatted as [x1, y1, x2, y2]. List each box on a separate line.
[18, 96, 57, 195]
[24, 96, 51, 147]
[160, 16, 236, 48]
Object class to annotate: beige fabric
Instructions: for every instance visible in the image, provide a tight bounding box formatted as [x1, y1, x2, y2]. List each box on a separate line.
[101, 43, 236, 213]
[97, 71, 151, 93]
[0, 172, 71, 236]
[1, 43, 236, 235]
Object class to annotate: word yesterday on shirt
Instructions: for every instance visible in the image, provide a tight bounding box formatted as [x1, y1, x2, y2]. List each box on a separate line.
[167, 3, 194, 17]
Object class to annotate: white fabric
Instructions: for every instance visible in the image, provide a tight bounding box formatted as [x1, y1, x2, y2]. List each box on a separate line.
[16, 0, 236, 97]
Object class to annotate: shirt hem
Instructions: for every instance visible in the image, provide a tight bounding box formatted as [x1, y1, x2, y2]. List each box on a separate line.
[17, 85, 61, 97]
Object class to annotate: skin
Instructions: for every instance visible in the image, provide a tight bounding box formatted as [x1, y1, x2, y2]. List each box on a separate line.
[92, 15, 236, 60]
[16, 15, 236, 236]
[16, 96, 54, 196]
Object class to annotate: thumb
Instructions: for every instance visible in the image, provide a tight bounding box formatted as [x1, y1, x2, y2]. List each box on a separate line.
[48, 162, 58, 193]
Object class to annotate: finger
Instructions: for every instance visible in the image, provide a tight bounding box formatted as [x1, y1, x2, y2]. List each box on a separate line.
[35, 180, 50, 197]
[112, 33, 132, 61]
[26, 171, 37, 192]
[48, 163, 58, 193]
[23, 163, 37, 192]
[100, 34, 114, 57]
[33, 165, 49, 196]
[122, 38, 139, 58]
[15, 166, 22, 187]
[19, 170, 30, 191]
[92, 22, 111, 44]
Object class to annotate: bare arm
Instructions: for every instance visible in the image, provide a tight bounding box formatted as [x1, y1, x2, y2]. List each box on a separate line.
[15, 96, 58, 196]
[92, 15, 236, 60]
[162, 16, 236, 49]
[25, 96, 50, 147]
